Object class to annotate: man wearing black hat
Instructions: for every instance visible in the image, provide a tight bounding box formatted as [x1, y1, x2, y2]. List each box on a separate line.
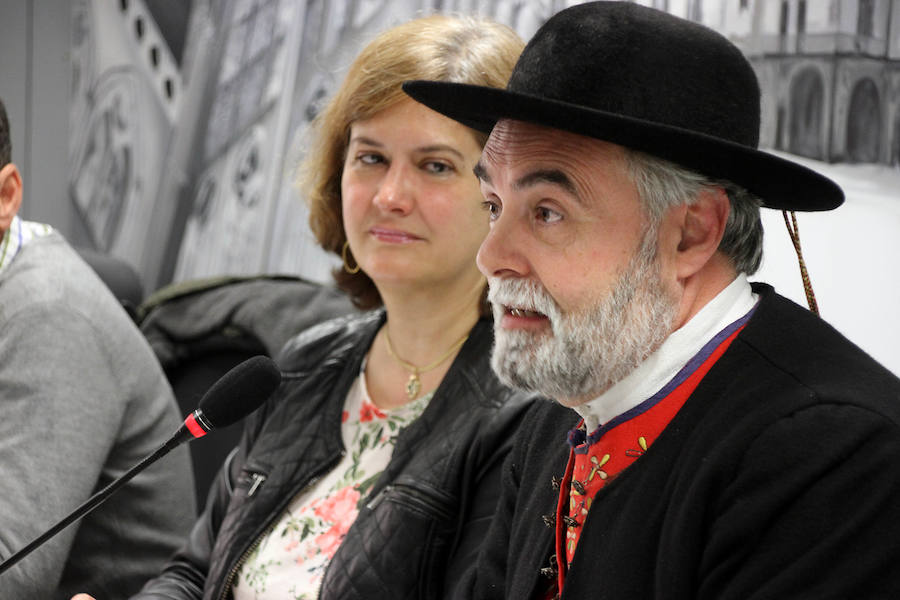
[404, 2, 900, 599]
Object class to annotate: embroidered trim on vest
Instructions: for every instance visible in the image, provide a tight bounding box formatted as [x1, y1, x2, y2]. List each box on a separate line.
[550, 304, 756, 595]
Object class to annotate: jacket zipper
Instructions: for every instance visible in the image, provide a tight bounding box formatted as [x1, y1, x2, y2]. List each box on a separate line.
[218, 449, 344, 600]
[313, 573, 324, 600]
[365, 482, 454, 521]
[365, 484, 392, 510]
[313, 484, 449, 599]
[218, 516, 276, 599]
[217, 471, 274, 599]
[247, 472, 266, 497]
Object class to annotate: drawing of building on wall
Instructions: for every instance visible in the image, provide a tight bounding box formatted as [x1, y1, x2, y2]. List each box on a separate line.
[67, 0, 899, 291]
[713, 0, 900, 166]
[163, 0, 562, 285]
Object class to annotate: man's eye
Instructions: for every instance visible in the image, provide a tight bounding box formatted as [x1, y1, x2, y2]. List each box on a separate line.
[481, 200, 500, 221]
[536, 206, 562, 223]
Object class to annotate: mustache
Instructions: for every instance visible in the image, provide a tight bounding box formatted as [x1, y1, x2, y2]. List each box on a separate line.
[487, 277, 562, 320]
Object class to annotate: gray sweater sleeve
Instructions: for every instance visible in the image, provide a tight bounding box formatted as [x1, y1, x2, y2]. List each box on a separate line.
[0, 303, 129, 594]
[0, 234, 196, 598]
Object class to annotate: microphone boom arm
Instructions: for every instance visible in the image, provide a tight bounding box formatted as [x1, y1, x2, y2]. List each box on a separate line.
[0, 355, 280, 579]
[0, 435, 182, 576]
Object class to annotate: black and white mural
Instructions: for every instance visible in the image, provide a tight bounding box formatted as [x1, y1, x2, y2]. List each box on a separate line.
[66, 0, 900, 375]
[68, 0, 184, 283]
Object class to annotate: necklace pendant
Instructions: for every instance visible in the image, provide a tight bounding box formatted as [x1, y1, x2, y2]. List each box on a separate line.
[405, 374, 421, 399]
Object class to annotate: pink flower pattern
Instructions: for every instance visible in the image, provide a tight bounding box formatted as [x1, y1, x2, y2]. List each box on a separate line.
[232, 376, 432, 600]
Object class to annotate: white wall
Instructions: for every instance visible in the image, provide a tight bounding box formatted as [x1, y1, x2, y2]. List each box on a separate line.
[753, 152, 900, 377]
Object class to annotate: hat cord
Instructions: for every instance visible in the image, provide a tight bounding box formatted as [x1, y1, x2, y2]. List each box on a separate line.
[781, 210, 819, 316]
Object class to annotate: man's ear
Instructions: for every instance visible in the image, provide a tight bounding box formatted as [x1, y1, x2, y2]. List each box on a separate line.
[674, 185, 730, 279]
[0, 163, 23, 233]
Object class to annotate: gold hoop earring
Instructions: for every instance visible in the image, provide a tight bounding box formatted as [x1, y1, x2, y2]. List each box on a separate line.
[342, 241, 360, 274]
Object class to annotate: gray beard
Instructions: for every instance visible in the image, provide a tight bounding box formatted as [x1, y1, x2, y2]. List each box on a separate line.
[488, 231, 678, 406]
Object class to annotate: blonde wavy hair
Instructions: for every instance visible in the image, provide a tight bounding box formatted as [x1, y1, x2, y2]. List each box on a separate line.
[297, 14, 524, 310]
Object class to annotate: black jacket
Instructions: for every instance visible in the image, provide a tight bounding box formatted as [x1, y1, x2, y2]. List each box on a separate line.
[134, 311, 536, 600]
[468, 285, 900, 600]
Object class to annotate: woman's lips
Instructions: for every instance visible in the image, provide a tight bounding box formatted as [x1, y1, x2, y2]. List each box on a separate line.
[369, 227, 421, 243]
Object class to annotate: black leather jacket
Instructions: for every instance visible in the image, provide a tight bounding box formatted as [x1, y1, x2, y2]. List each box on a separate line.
[134, 311, 536, 600]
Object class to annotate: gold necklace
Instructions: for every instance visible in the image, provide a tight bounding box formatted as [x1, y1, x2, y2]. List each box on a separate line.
[383, 328, 469, 400]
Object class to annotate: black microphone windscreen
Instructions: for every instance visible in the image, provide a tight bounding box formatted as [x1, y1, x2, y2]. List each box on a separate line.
[197, 355, 282, 429]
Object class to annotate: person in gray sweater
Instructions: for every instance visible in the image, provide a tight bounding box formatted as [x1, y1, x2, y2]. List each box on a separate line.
[0, 97, 196, 598]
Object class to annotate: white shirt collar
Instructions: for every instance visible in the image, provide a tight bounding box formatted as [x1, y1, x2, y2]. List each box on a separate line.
[574, 274, 757, 433]
[0, 216, 53, 276]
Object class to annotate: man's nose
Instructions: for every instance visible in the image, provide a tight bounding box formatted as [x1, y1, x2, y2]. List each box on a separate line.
[477, 212, 530, 279]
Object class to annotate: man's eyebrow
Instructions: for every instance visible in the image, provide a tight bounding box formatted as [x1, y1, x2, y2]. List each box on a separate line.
[515, 169, 578, 197]
[473, 164, 580, 202]
[473, 161, 490, 184]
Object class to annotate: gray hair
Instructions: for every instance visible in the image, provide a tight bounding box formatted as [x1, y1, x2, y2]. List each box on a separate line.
[624, 150, 764, 275]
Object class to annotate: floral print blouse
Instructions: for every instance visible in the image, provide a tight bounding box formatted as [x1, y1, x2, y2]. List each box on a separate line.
[232, 369, 432, 600]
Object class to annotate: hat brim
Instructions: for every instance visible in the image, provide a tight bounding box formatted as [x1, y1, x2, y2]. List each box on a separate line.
[403, 80, 843, 212]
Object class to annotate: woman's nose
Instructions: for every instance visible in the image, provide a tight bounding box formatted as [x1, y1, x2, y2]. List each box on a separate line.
[373, 163, 414, 214]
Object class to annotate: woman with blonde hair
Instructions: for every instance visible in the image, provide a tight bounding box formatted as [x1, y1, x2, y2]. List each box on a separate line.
[78, 13, 531, 600]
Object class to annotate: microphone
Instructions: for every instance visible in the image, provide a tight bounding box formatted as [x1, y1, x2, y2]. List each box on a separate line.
[0, 355, 282, 577]
[171, 355, 282, 443]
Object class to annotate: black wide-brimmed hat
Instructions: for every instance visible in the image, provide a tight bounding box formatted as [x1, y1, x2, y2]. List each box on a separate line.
[404, 1, 843, 211]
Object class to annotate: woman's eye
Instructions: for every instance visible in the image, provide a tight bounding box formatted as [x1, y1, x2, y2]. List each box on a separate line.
[536, 206, 562, 224]
[357, 152, 384, 165]
[423, 161, 453, 174]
